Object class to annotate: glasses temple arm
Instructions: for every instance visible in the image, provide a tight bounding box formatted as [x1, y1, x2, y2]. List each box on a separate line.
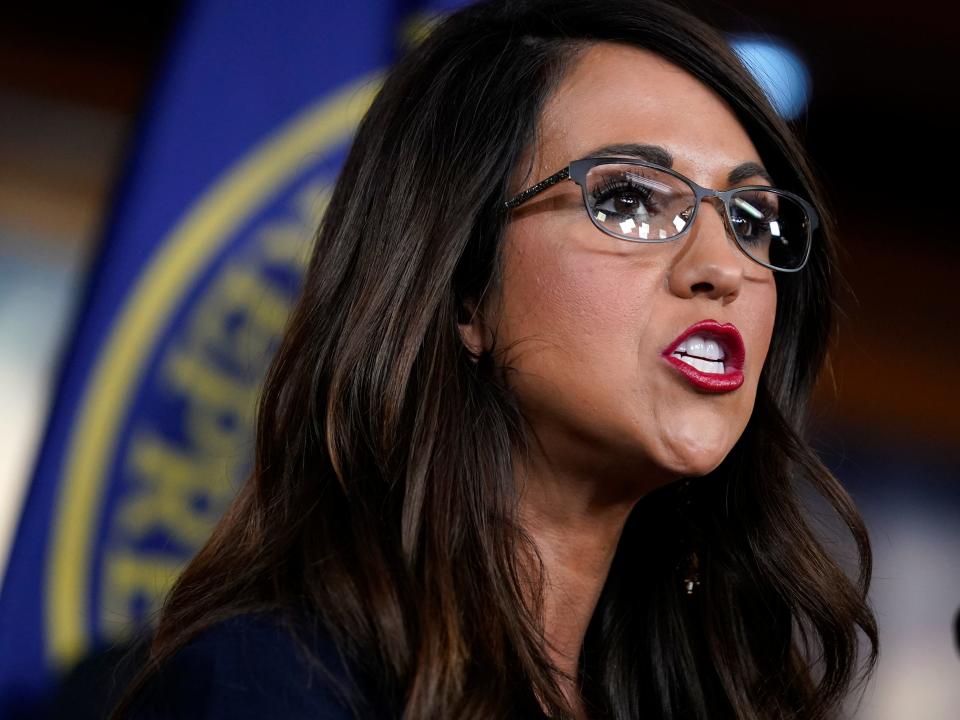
[503, 167, 571, 210]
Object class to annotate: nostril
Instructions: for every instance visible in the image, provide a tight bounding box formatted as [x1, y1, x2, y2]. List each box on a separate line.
[691, 281, 714, 293]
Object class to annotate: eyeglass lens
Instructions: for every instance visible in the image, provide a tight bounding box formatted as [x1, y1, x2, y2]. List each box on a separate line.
[583, 163, 810, 271]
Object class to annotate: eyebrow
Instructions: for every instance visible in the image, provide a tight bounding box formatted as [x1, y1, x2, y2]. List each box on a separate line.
[583, 142, 774, 186]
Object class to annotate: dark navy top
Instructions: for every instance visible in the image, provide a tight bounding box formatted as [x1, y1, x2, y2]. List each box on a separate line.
[130, 612, 382, 719]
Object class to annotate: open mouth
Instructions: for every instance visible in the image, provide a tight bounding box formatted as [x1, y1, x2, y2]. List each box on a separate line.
[670, 334, 728, 374]
[661, 319, 746, 393]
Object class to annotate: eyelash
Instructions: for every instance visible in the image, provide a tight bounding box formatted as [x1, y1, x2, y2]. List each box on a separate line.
[589, 175, 781, 228]
[736, 194, 778, 219]
[590, 175, 658, 213]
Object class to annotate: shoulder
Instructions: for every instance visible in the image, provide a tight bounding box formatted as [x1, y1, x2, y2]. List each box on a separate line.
[130, 611, 379, 719]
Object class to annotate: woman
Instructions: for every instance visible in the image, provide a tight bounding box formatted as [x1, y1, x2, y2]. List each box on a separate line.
[116, 0, 878, 718]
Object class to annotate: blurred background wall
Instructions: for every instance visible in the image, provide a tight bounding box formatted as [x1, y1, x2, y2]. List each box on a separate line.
[0, 1, 957, 717]
[0, 7, 177, 582]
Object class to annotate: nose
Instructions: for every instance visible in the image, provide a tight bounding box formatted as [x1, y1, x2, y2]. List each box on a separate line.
[667, 197, 744, 303]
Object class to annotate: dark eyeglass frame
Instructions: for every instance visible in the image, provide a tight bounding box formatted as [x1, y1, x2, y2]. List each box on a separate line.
[503, 156, 819, 273]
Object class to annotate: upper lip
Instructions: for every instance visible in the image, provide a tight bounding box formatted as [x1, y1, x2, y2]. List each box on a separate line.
[661, 319, 746, 371]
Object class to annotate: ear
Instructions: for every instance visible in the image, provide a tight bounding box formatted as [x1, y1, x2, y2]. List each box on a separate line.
[457, 298, 490, 359]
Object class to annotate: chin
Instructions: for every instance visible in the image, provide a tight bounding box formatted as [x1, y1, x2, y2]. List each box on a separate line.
[658, 430, 735, 478]
[672, 455, 725, 478]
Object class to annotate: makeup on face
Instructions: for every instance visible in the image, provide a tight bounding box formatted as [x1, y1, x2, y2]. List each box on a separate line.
[660, 319, 746, 393]
[493, 43, 776, 480]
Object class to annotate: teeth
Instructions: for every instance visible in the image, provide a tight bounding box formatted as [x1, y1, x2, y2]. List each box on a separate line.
[703, 339, 722, 361]
[672, 353, 725, 374]
[673, 334, 725, 361]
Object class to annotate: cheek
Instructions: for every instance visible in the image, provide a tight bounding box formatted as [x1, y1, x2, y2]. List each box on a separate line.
[498, 233, 659, 374]
[748, 281, 778, 375]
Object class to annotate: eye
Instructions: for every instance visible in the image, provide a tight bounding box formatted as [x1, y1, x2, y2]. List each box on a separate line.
[590, 174, 659, 219]
[730, 193, 779, 244]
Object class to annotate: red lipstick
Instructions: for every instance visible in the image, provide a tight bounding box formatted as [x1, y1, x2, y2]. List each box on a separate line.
[660, 319, 745, 393]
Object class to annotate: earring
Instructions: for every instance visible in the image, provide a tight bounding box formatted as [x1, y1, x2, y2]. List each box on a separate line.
[677, 479, 701, 597]
[683, 550, 701, 596]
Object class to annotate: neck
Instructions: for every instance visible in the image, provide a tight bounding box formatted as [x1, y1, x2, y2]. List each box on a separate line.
[516, 447, 657, 716]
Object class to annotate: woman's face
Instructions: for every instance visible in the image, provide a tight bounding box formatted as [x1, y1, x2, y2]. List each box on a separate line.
[465, 42, 777, 495]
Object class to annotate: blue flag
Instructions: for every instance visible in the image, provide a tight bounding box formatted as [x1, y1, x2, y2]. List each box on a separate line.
[0, 1, 466, 713]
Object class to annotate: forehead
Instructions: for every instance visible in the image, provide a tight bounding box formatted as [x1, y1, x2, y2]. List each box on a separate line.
[532, 42, 766, 189]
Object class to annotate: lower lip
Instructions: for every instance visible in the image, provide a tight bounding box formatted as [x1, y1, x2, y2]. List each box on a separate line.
[662, 355, 744, 393]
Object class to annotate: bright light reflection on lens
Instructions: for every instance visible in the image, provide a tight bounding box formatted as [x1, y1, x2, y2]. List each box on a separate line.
[734, 197, 764, 220]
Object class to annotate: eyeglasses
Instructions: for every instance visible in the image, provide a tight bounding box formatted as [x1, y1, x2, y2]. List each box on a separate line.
[503, 157, 818, 272]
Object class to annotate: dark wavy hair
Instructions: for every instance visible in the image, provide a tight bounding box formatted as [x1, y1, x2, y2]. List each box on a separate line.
[114, 1, 878, 718]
